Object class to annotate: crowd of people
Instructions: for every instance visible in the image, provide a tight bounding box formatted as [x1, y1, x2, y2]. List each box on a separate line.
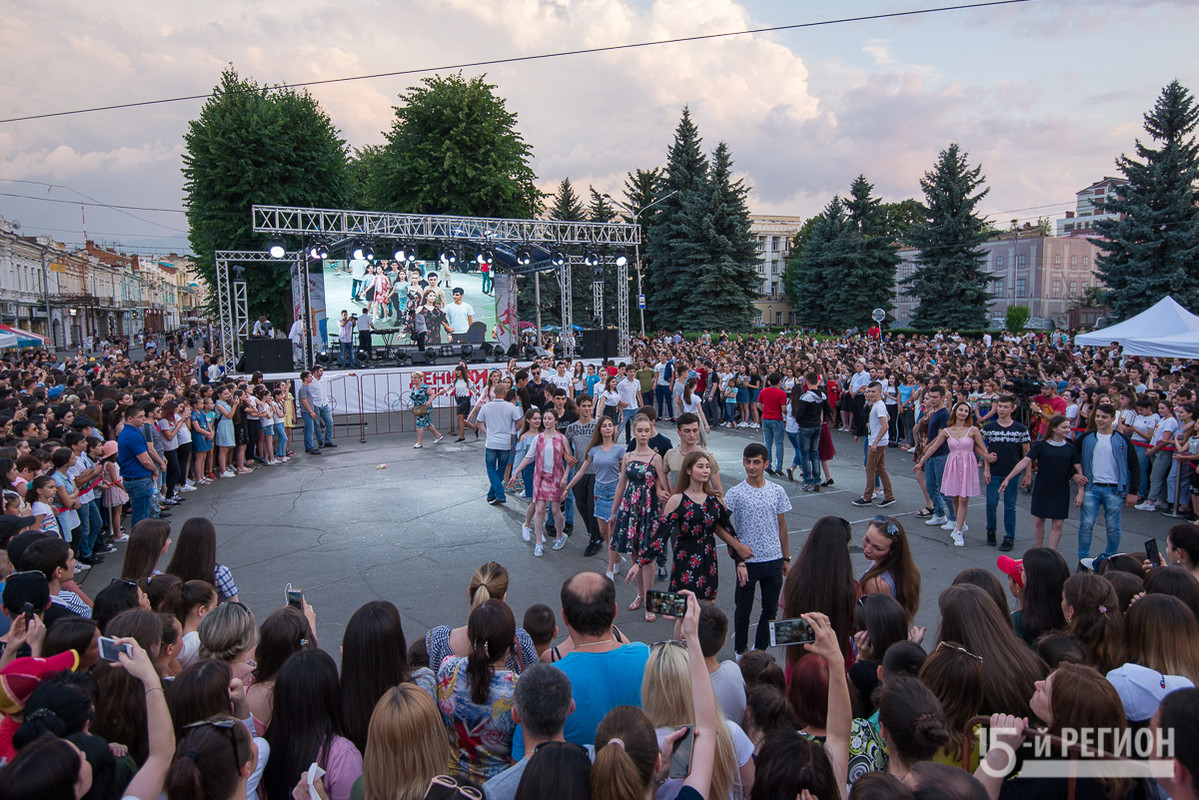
[0, 325, 1198, 800]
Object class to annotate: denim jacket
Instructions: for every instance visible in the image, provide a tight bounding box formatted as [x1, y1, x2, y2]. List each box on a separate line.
[1077, 430, 1141, 494]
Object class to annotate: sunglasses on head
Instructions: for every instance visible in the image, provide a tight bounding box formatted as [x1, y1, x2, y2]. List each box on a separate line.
[936, 641, 982, 662]
[425, 775, 482, 799]
[872, 515, 899, 537]
[183, 716, 244, 768]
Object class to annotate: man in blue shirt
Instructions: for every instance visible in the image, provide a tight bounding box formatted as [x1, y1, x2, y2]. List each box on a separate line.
[117, 404, 159, 528]
[921, 385, 955, 528]
[510, 572, 649, 758]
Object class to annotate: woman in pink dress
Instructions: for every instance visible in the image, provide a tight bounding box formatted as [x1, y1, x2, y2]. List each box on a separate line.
[510, 408, 576, 557]
[914, 401, 987, 547]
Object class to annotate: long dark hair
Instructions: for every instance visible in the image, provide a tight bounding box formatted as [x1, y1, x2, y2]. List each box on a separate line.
[253, 607, 315, 685]
[264, 650, 345, 800]
[854, 593, 909, 661]
[164, 716, 254, 800]
[165, 517, 218, 585]
[0, 732, 81, 800]
[515, 741, 592, 800]
[861, 517, 922, 623]
[1020, 548, 1070, 642]
[166, 659, 233, 742]
[876, 677, 951, 764]
[340, 601, 411, 754]
[120, 518, 171, 580]
[466, 600, 516, 705]
[783, 516, 856, 660]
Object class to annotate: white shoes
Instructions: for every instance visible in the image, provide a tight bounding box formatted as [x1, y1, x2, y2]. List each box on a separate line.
[951, 530, 965, 547]
[872, 489, 884, 500]
[179, 483, 197, 492]
[925, 515, 947, 526]
[942, 520, 968, 532]
[1134, 501, 1156, 511]
[552, 536, 566, 551]
[521, 524, 532, 542]
[534, 543, 544, 557]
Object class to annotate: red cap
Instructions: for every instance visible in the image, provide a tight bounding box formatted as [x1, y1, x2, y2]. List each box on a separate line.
[0, 650, 79, 715]
[997, 555, 1024, 589]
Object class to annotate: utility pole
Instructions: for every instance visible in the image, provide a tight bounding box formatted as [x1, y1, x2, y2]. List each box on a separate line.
[608, 189, 679, 338]
[40, 245, 52, 349]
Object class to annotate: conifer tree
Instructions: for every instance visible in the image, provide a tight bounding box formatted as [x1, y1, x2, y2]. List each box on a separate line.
[788, 198, 853, 330]
[836, 175, 899, 328]
[646, 109, 708, 329]
[902, 144, 992, 329]
[1096, 80, 1199, 318]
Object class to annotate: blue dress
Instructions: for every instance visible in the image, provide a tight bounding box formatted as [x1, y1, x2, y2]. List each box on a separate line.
[214, 400, 235, 447]
[410, 384, 433, 429]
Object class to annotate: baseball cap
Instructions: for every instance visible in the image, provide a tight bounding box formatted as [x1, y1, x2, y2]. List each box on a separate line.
[0, 515, 36, 544]
[0, 650, 80, 715]
[1106, 663, 1194, 722]
[997, 555, 1024, 589]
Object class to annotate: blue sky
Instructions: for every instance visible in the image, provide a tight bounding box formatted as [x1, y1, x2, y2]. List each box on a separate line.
[1, 0, 1196, 254]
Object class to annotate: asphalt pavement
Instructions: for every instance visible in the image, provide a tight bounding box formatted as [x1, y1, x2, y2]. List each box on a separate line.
[76, 419, 1181, 662]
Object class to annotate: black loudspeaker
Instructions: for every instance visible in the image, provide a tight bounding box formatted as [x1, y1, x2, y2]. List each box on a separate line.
[578, 328, 618, 360]
[242, 338, 293, 373]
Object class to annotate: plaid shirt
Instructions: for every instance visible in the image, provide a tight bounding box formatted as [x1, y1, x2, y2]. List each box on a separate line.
[214, 564, 239, 601]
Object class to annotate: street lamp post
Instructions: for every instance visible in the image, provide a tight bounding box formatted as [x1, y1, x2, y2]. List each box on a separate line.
[608, 189, 679, 338]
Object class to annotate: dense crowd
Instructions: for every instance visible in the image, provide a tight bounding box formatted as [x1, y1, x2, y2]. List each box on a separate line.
[0, 327, 1198, 800]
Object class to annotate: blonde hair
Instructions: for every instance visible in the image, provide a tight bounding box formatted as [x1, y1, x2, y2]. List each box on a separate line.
[641, 643, 739, 799]
[197, 602, 257, 661]
[468, 561, 509, 609]
[591, 706, 659, 800]
[363, 685, 454, 800]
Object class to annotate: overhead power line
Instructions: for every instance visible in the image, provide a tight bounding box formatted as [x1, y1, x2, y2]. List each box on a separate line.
[0, 0, 1032, 125]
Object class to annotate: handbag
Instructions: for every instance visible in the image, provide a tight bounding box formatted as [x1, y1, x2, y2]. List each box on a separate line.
[412, 403, 430, 416]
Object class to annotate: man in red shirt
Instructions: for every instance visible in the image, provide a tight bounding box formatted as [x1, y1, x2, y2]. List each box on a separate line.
[759, 372, 789, 476]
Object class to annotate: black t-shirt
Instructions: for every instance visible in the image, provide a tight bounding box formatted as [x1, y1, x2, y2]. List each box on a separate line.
[982, 420, 1031, 477]
[555, 409, 578, 432]
[648, 432, 673, 458]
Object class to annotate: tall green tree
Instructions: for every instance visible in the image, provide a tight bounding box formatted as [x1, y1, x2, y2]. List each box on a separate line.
[781, 215, 821, 311]
[646, 108, 708, 330]
[347, 144, 386, 209]
[588, 187, 617, 223]
[183, 67, 349, 324]
[902, 143, 993, 329]
[835, 175, 899, 327]
[881, 198, 924, 245]
[1096, 80, 1199, 319]
[786, 198, 853, 330]
[681, 142, 759, 330]
[365, 73, 542, 218]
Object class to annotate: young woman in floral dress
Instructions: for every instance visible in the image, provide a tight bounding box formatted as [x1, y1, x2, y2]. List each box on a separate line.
[608, 414, 670, 620]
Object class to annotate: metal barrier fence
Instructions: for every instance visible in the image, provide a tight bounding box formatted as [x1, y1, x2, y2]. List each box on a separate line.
[297, 372, 466, 444]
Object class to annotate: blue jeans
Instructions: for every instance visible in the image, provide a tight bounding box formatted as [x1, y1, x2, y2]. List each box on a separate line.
[79, 499, 102, 558]
[924, 453, 954, 521]
[797, 426, 821, 485]
[273, 422, 288, 458]
[622, 408, 638, 444]
[302, 412, 318, 451]
[1078, 484, 1125, 562]
[522, 463, 535, 499]
[762, 419, 785, 471]
[127, 476, 155, 529]
[985, 474, 1018, 540]
[655, 385, 672, 419]
[485, 448, 511, 502]
[1135, 446, 1150, 498]
[318, 405, 335, 445]
[564, 466, 575, 525]
[339, 341, 355, 367]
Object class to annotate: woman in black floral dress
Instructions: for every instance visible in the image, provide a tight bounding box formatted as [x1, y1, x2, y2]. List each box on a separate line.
[629, 450, 752, 608]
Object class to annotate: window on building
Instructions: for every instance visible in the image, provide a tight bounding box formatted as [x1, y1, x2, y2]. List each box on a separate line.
[996, 255, 1005, 269]
[757, 261, 764, 274]
[1017, 254, 1026, 268]
[788, 311, 795, 325]
[1054, 253, 1062, 266]
[1016, 278, 1027, 297]
[1052, 280, 1062, 298]
[1071, 255, 1078, 268]
[1083, 256, 1090, 268]
[993, 279, 1005, 297]
[1069, 281, 1079, 295]
[756, 237, 765, 251]
[775, 312, 782, 325]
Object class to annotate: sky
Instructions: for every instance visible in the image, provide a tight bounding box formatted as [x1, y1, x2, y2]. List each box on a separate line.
[1, 0, 1197, 255]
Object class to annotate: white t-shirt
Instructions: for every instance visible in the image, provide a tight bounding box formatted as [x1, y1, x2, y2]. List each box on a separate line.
[868, 400, 890, 447]
[32, 502, 62, 537]
[1151, 417, 1179, 447]
[1092, 433, 1119, 484]
[445, 301, 474, 333]
[617, 377, 641, 408]
[179, 630, 201, 668]
[655, 363, 670, 386]
[723, 481, 792, 563]
[477, 400, 523, 450]
[548, 373, 573, 392]
[1132, 413, 1159, 443]
[711, 660, 747, 726]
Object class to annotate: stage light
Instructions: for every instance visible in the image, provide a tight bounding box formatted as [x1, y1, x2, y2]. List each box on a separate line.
[405, 244, 419, 263]
[592, 265, 605, 281]
[515, 249, 532, 266]
[356, 348, 371, 363]
[550, 250, 566, 267]
[439, 249, 457, 265]
[421, 349, 438, 365]
[394, 350, 410, 365]
[308, 240, 330, 260]
[393, 245, 407, 261]
[583, 252, 600, 267]
[460, 344, 474, 359]
[316, 350, 330, 365]
[231, 265, 246, 280]
[615, 254, 628, 267]
[352, 242, 366, 260]
[267, 238, 286, 259]
[362, 241, 376, 261]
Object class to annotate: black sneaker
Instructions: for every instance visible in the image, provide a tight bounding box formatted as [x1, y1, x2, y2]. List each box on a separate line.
[986, 530, 997, 546]
[851, 497, 873, 506]
[583, 540, 603, 557]
[877, 498, 896, 508]
[656, 565, 668, 581]
[306, 449, 322, 455]
[323, 442, 338, 448]
[999, 538, 1015, 552]
[487, 498, 500, 505]
[822, 478, 835, 487]
[785, 467, 795, 482]
[564, 523, 574, 535]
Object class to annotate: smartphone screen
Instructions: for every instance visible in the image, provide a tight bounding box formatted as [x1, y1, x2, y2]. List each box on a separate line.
[286, 589, 304, 609]
[1145, 538, 1162, 568]
[22, 602, 34, 623]
[769, 617, 816, 647]
[645, 590, 687, 618]
[97, 637, 132, 662]
[669, 725, 694, 779]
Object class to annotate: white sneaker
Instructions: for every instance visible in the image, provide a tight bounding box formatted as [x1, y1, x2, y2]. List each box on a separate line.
[738, 422, 749, 428]
[872, 489, 884, 500]
[521, 524, 532, 542]
[611, 556, 626, 576]
[74, 561, 90, 573]
[179, 483, 197, 492]
[220, 471, 236, 479]
[941, 519, 956, 531]
[552, 536, 566, 550]
[1134, 502, 1156, 511]
[925, 515, 947, 526]
[951, 530, 965, 547]
[534, 543, 544, 557]
[751, 423, 760, 429]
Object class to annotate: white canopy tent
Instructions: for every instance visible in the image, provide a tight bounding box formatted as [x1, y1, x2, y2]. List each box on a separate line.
[1075, 296, 1199, 350]
[1123, 329, 1199, 359]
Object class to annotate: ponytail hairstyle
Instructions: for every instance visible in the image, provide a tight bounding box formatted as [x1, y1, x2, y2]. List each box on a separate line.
[120, 518, 172, 580]
[1063, 573, 1125, 673]
[197, 601, 256, 662]
[141, 573, 181, 612]
[13, 677, 94, 749]
[164, 716, 253, 800]
[465, 600, 515, 705]
[877, 677, 951, 764]
[163, 579, 219, 625]
[467, 561, 509, 609]
[24, 474, 53, 505]
[590, 706, 660, 800]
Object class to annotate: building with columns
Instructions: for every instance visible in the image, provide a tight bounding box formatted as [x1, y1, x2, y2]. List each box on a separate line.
[749, 214, 804, 327]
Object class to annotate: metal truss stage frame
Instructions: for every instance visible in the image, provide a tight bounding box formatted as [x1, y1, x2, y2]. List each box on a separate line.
[250, 204, 637, 360]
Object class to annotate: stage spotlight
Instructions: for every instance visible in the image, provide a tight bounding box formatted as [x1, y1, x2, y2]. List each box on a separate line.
[231, 265, 246, 280]
[515, 248, 532, 266]
[592, 265, 605, 282]
[550, 250, 566, 267]
[460, 344, 474, 359]
[481, 342, 494, 357]
[308, 241, 330, 260]
[615, 253, 628, 267]
[583, 252, 600, 267]
[267, 238, 286, 259]
[362, 241, 376, 261]
[394, 350, 410, 366]
[316, 350, 331, 365]
[352, 241, 366, 260]
[439, 249, 457, 265]
[356, 349, 371, 363]
[421, 349, 438, 365]
[393, 245, 407, 261]
[405, 244, 419, 263]
[477, 249, 495, 265]
[507, 343, 523, 358]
